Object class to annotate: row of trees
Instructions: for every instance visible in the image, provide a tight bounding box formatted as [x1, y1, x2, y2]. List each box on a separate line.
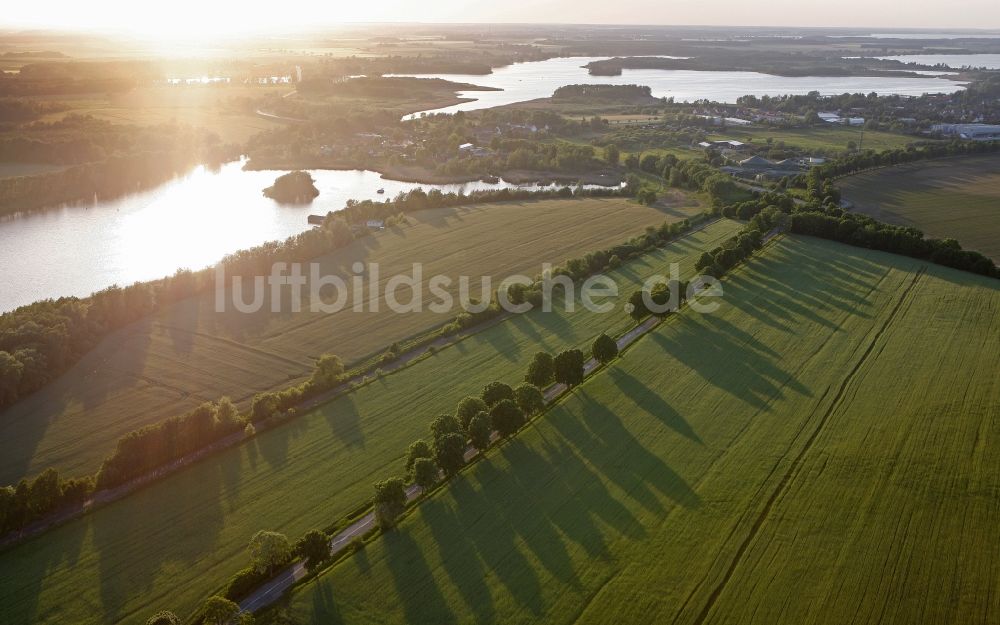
[153, 522, 339, 622]
[334, 184, 624, 230]
[183, 332, 633, 614]
[720, 192, 998, 278]
[504, 212, 710, 310]
[0, 467, 93, 534]
[694, 225, 770, 278]
[384, 343, 604, 529]
[96, 355, 346, 490]
[813, 139, 1000, 181]
[0, 353, 347, 536]
[790, 208, 999, 277]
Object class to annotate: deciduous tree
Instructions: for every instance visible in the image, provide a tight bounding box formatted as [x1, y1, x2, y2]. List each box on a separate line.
[455, 396, 488, 430]
[201, 596, 239, 625]
[412, 457, 440, 490]
[248, 530, 292, 575]
[605, 143, 621, 166]
[468, 411, 492, 452]
[513, 383, 545, 416]
[430, 414, 462, 443]
[309, 354, 344, 390]
[373, 478, 407, 529]
[592, 333, 619, 364]
[433, 432, 467, 476]
[525, 352, 555, 388]
[404, 439, 432, 476]
[490, 399, 525, 437]
[482, 381, 515, 407]
[296, 529, 330, 572]
[145, 611, 181, 625]
[554, 349, 586, 387]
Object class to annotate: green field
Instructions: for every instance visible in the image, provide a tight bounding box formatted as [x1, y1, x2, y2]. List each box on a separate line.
[708, 126, 919, 153]
[0, 220, 741, 625]
[271, 236, 1000, 625]
[0, 196, 704, 485]
[839, 155, 1000, 260]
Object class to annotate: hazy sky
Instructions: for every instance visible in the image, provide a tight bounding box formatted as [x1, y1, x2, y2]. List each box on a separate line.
[2, 0, 999, 37]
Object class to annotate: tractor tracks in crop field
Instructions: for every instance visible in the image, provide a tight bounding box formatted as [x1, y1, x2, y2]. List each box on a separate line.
[687, 266, 926, 625]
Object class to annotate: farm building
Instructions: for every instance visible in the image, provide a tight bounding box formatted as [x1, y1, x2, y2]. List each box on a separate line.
[930, 124, 1000, 141]
[697, 139, 748, 150]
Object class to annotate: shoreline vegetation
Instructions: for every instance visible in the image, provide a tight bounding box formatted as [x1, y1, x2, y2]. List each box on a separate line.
[242, 156, 626, 187]
[261, 171, 320, 203]
[582, 54, 975, 79]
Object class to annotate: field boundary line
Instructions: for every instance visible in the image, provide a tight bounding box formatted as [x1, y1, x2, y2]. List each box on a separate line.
[689, 265, 926, 625]
[150, 322, 316, 369]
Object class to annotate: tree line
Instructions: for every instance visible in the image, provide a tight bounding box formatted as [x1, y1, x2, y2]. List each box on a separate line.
[380, 338, 616, 530]
[0, 115, 240, 215]
[188, 337, 619, 622]
[811, 139, 1000, 182]
[722, 193, 998, 279]
[0, 355, 348, 535]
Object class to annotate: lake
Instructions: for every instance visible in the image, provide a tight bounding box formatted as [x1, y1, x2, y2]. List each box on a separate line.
[395, 56, 966, 118]
[0, 161, 607, 313]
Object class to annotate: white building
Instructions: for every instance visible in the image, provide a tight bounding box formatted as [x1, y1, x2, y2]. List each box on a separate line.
[930, 124, 1000, 141]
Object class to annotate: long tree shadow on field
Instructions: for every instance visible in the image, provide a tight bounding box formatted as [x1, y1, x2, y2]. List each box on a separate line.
[566, 392, 702, 513]
[474, 315, 521, 363]
[256, 406, 312, 469]
[750, 249, 881, 315]
[0, 313, 159, 484]
[308, 580, 345, 625]
[0, 506, 90, 625]
[383, 530, 458, 625]
[648, 324, 794, 412]
[422, 494, 498, 624]
[529, 437, 645, 557]
[321, 393, 365, 449]
[446, 453, 545, 617]
[608, 368, 703, 444]
[489, 443, 583, 587]
[700, 315, 811, 398]
[93, 454, 227, 623]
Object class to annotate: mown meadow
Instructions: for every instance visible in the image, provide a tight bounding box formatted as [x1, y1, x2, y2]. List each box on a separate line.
[839, 154, 1000, 260]
[0, 196, 702, 484]
[270, 235, 1000, 625]
[0, 220, 740, 625]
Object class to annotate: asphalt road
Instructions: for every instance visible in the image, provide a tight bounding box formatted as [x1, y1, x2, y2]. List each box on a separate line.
[238, 310, 667, 614]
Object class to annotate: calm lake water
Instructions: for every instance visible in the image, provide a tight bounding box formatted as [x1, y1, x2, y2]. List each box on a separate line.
[873, 54, 1000, 70]
[0, 161, 604, 312]
[397, 56, 966, 118]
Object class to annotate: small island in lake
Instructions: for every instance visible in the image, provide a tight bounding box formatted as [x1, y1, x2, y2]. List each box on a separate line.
[263, 171, 320, 204]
